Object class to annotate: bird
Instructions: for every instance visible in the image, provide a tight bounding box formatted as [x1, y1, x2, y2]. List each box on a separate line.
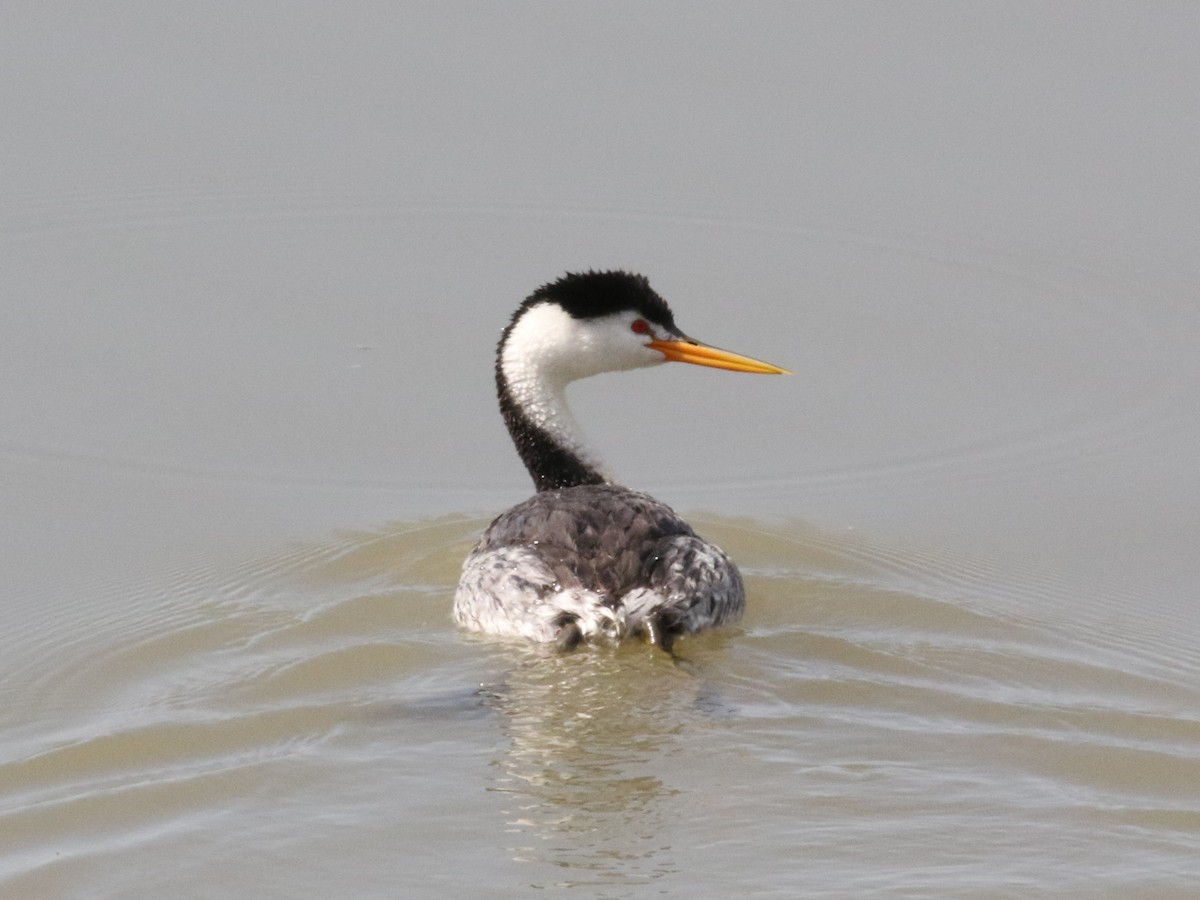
[454, 271, 788, 652]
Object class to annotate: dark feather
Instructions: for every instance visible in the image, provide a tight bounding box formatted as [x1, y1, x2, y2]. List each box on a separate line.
[475, 484, 695, 597]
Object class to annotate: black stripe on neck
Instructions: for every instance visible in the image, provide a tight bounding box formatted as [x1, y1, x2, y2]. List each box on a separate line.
[496, 367, 607, 492]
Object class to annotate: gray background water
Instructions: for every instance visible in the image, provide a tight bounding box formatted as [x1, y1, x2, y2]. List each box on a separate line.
[3, 3, 1199, 897]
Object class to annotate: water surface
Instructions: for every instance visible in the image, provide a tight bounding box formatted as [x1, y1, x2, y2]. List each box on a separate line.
[4, 515, 1200, 897]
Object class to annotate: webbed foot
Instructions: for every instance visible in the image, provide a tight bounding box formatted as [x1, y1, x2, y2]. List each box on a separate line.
[639, 614, 681, 656]
[554, 619, 583, 652]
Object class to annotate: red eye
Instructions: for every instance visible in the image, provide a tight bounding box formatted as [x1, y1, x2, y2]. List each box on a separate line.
[630, 319, 650, 335]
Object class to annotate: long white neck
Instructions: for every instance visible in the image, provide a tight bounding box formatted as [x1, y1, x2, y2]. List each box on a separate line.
[501, 358, 610, 476]
[497, 304, 616, 490]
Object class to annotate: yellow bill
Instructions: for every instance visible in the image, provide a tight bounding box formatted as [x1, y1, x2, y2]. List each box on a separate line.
[647, 339, 790, 375]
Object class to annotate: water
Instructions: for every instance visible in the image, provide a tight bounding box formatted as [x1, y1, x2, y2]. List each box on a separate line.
[4, 518, 1199, 897]
[3, 4, 1199, 898]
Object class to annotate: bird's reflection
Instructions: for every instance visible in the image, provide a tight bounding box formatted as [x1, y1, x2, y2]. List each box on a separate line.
[480, 642, 726, 888]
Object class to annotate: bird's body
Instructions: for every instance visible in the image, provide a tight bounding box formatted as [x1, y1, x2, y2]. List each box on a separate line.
[456, 484, 743, 649]
[454, 271, 786, 651]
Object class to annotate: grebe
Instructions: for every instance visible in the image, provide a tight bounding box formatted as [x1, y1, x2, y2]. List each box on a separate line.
[454, 271, 788, 651]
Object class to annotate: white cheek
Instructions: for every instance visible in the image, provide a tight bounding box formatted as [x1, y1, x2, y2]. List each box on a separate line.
[588, 317, 666, 372]
[504, 304, 667, 385]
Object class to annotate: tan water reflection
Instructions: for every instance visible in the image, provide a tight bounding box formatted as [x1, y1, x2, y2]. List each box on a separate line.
[483, 647, 712, 887]
[3, 513, 1200, 896]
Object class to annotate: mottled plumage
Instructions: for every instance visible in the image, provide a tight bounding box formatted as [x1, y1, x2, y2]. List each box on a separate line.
[457, 485, 743, 648]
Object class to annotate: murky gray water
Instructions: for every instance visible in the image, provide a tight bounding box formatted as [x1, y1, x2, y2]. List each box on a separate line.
[3, 5, 1199, 898]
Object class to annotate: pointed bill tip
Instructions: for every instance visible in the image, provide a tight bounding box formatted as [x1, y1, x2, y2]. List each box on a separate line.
[647, 339, 790, 375]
